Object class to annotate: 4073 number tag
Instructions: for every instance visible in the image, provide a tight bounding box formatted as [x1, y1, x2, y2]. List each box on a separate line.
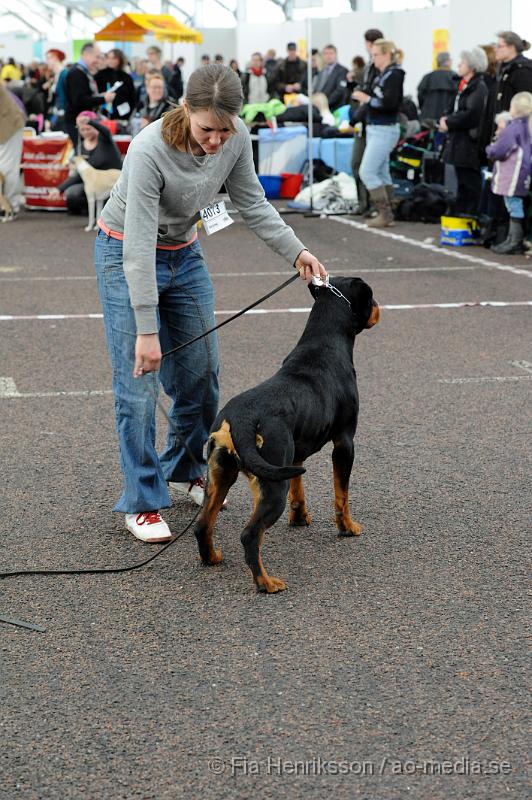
[200, 201, 234, 235]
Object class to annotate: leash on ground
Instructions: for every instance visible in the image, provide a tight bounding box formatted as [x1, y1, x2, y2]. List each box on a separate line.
[0, 273, 301, 630]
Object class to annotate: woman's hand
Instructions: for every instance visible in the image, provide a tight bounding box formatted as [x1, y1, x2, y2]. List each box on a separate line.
[438, 116, 448, 132]
[49, 187, 60, 198]
[352, 90, 370, 103]
[133, 333, 162, 377]
[295, 250, 327, 282]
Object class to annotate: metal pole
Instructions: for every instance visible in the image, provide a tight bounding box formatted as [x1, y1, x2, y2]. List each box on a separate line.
[306, 17, 314, 213]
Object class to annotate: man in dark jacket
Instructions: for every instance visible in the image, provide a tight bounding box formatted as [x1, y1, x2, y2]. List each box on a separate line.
[439, 48, 488, 216]
[270, 42, 306, 98]
[312, 44, 348, 111]
[417, 52, 459, 124]
[64, 43, 116, 146]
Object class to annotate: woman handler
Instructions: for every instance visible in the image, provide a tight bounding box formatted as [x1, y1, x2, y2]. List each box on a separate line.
[95, 65, 326, 544]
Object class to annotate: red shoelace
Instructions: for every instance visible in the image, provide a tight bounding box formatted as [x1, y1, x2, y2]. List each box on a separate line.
[136, 512, 163, 525]
[190, 477, 205, 490]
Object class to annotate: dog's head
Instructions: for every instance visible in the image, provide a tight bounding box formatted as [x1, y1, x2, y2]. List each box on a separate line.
[69, 154, 88, 174]
[308, 276, 380, 334]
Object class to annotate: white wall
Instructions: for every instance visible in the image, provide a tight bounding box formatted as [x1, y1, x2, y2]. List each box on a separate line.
[449, 0, 511, 61]
[512, 0, 532, 49]
[0, 33, 34, 64]
[390, 5, 449, 96]
[196, 27, 238, 64]
[235, 18, 336, 70]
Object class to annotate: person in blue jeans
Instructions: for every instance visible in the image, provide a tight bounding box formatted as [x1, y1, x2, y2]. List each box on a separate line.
[353, 39, 405, 228]
[95, 64, 326, 544]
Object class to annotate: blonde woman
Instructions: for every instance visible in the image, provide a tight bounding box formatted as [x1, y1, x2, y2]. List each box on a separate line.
[94, 65, 326, 543]
[353, 39, 405, 227]
[138, 72, 173, 128]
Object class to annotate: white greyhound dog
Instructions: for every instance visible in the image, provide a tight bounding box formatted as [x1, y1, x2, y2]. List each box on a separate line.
[71, 155, 121, 232]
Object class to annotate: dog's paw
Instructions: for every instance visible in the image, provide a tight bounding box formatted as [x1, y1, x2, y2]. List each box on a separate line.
[289, 507, 312, 527]
[201, 548, 223, 565]
[337, 520, 362, 537]
[84, 225, 93, 232]
[256, 575, 287, 594]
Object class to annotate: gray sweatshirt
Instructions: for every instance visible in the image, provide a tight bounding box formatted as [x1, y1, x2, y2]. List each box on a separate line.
[100, 117, 306, 333]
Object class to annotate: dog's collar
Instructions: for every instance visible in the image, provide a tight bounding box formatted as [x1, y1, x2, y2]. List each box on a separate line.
[312, 275, 352, 309]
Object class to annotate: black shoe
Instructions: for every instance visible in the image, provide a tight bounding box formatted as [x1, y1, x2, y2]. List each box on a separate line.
[491, 218, 524, 255]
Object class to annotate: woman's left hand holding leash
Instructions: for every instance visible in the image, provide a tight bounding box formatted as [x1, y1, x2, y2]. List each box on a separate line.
[295, 250, 327, 282]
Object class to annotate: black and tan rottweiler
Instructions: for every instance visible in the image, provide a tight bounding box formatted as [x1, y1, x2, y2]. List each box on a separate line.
[194, 276, 380, 593]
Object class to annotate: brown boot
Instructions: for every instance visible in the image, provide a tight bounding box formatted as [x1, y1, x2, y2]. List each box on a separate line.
[367, 186, 395, 228]
[385, 184, 396, 209]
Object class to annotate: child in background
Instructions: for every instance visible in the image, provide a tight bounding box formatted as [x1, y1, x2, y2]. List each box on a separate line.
[486, 91, 532, 255]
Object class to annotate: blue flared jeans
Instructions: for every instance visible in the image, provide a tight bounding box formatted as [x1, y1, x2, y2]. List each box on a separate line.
[359, 123, 400, 191]
[94, 230, 219, 513]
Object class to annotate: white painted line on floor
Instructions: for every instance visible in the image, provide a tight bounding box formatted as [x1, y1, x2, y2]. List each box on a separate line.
[1, 301, 531, 322]
[439, 359, 532, 384]
[439, 375, 532, 384]
[0, 377, 112, 399]
[0, 275, 96, 282]
[510, 360, 532, 374]
[330, 216, 532, 278]
[0, 313, 105, 321]
[0, 265, 485, 282]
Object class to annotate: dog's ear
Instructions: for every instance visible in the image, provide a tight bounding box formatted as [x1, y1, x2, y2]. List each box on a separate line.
[349, 276, 372, 302]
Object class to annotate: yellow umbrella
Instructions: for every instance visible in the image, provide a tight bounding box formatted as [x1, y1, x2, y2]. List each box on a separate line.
[94, 13, 203, 44]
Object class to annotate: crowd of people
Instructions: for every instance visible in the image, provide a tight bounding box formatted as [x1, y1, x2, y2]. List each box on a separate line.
[1, 31, 531, 539]
[1, 27, 531, 253]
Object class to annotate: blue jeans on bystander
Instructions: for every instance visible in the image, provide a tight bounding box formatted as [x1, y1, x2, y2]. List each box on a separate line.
[359, 123, 400, 191]
[94, 230, 219, 513]
[504, 196, 524, 219]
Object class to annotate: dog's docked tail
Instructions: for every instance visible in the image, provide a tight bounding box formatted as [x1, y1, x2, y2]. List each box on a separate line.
[211, 419, 305, 482]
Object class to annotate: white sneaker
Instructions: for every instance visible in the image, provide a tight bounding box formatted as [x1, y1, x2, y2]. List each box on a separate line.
[168, 477, 205, 507]
[125, 511, 173, 543]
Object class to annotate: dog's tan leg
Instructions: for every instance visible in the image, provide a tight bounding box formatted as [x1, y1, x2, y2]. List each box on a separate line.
[332, 439, 362, 536]
[85, 194, 95, 232]
[194, 444, 238, 565]
[95, 198, 103, 229]
[241, 480, 288, 593]
[288, 466, 311, 526]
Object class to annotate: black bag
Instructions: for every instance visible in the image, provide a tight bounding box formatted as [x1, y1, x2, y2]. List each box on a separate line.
[396, 182, 449, 223]
[301, 158, 337, 185]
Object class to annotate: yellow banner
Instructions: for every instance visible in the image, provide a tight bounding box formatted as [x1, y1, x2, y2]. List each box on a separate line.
[432, 29, 449, 69]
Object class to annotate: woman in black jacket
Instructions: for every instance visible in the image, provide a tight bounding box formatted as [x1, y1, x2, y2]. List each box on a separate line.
[353, 39, 405, 227]
[95, 49, 136, 123]
[439, 47, 488, 216]
[51, 112, 122, 214]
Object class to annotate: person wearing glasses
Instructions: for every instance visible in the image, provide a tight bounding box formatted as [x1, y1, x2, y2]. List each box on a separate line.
[493, 32, 532, 116]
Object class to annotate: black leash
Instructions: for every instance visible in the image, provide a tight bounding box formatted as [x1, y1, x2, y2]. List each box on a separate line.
[0, 508, 201, 581]
[161, 273, 299, 360]
[0, 272, 301, 610]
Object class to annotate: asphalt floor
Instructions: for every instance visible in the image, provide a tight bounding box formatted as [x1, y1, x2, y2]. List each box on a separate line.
[0, 207, 530, 799]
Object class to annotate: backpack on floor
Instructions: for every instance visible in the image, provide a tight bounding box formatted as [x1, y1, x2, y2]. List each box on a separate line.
[396, 182, 449, 223]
